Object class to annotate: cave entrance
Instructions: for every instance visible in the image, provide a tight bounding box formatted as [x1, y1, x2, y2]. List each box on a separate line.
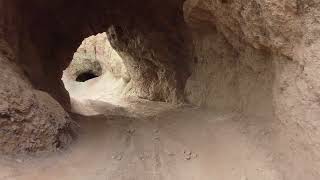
[62, 32, 130, 115]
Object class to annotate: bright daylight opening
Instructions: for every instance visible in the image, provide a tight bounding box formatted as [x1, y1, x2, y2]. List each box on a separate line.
[62, 32, 130, 115]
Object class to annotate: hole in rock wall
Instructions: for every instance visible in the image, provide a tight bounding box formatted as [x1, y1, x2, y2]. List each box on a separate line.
[76, 71, 100, 82]
[62, 32, 130, 115]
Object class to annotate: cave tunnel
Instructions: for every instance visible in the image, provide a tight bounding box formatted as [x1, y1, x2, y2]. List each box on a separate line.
[0, 0, 320, 179]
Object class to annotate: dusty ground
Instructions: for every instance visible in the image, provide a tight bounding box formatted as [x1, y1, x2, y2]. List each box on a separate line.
[0, 72, 286, 180]
[0, 97, 285, 180]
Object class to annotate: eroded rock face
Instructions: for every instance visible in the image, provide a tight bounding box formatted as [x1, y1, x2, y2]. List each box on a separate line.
[184, 0, 304, 55]
[184, 0, 320, 178]
[106, 26, 191, 102]
[0, 40, 74, 154]
[185, 27, 274, 118]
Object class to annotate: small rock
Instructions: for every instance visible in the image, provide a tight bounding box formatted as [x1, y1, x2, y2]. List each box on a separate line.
[112, 154, 123, 161]
[16, 159, 23, 163]
[183, 150, 192, 156]
[116, 155, 122, 161]
[183, 149, 198, 160]
[127, 128, 135, 134]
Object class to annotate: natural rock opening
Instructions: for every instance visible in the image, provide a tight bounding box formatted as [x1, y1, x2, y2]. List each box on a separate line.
[62, 32, 131, 115]
[76, 71, 99, 82]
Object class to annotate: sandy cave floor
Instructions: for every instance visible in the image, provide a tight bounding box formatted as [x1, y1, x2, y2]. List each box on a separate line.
[0, 100, 284, 180]
[0, 76, 285, 180]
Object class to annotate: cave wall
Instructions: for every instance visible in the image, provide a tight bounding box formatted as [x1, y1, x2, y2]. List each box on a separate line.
[0, 28, 74, 154]
[0, 52, 74, 154]
[184, 0, 320, 178]
[185, 26, 274, 119]
[104, 0, 194, 102]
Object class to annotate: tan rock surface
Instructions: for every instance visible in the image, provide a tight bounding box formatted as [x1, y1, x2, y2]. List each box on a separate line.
[0, 40, 75, 154]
